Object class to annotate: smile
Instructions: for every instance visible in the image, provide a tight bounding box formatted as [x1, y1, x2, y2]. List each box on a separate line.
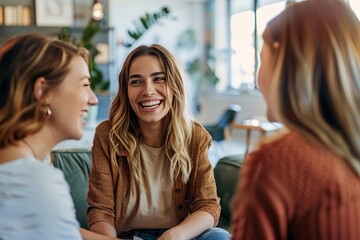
[140, 100, 162, 109]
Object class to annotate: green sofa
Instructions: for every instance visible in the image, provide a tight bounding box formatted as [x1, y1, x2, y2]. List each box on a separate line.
[213, 154, 243, 230]
[51, 149, 92, 229]
[51, 149, 243, 231]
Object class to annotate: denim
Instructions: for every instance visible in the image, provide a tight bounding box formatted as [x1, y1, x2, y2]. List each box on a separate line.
[122, 227, 231, 240]
[195, 228, 231, 240]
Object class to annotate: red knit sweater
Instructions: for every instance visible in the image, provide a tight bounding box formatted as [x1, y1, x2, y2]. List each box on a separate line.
[231, 131, 360, 240]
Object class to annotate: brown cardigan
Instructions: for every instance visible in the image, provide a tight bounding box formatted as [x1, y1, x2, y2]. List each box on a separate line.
[87, 120, 220, 236]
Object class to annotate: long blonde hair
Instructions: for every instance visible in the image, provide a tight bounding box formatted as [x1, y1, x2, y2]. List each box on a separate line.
[263, 0, 360, 173]
[109, 44, 192, 189]
[0, 33, 88, 148]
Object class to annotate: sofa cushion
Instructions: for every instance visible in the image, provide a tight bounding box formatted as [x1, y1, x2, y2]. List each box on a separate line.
[51, 148, 92, 229]
[214, 154, 243, 230]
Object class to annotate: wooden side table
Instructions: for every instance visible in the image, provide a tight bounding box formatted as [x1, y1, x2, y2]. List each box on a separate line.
[231, 118, 284, 156]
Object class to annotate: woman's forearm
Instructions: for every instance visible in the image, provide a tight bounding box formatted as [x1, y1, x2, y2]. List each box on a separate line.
[88, 222, 117, 237]
[158, 211, 214, 240]
[177, 211, 214, 237]
[80, 227, 120, 240]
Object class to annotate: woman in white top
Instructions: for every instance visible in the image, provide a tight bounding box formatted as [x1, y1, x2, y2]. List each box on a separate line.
[0, 33, 119, 240]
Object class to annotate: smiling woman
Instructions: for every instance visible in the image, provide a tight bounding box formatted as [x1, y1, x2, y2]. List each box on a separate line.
[87, 44, 231, 240]
[0, 33, 99, 239]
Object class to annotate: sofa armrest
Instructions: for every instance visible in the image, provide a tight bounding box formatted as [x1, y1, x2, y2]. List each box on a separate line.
[214, 154, 243, 230]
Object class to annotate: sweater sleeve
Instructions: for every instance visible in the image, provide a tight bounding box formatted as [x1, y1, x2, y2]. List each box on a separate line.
[87, 122, 116, 228]
[189, 123, 221, 226]
[231, 152, 295, 240]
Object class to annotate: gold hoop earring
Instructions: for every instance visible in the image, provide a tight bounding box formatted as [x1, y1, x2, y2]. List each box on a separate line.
[42, 105, 52, 118]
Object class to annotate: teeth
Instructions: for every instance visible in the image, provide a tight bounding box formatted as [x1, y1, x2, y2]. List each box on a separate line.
[141, 100, 160, 107]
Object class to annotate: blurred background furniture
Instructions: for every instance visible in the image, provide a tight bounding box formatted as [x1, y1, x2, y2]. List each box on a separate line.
[204, 104, 241, 162]
[232, 117, 284, 156]
[213, 154, 243, 230]
[51, 148, 92, 229]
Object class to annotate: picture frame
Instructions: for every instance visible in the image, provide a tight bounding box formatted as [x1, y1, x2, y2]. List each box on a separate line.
[35, 0, 74, 26]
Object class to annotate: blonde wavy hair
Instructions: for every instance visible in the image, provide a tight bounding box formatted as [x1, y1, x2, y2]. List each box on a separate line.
[0, 33, 88, 148]
[263, 0, 360, 173]
[109, 44, 193, 189]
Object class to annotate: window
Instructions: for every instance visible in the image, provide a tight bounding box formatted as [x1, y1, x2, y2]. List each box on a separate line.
[231, 1, 285, 90]
[211, 0, 360, 93]
[230, 10, 255, 90]
[210, 0, 286, 93]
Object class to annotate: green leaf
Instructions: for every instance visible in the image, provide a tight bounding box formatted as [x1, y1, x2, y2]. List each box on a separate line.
[82, 21, 101, 44]
[128, 30, 138, 40]
[99, 80, 110, 91]
[123, 6, 175, 48]
[153, 13, 159, 21]
[162, 6, 170, 15]
[140, 16, 149, 29]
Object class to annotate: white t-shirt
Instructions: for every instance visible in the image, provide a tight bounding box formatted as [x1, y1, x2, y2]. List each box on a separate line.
[0, 157, 82, 240]
[125, 144, 180, 231]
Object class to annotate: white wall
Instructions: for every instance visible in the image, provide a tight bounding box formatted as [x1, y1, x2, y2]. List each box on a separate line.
[108, 0, 206, 69]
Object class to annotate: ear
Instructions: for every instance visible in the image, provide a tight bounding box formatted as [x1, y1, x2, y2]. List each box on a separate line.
[33, 77, 50, 102]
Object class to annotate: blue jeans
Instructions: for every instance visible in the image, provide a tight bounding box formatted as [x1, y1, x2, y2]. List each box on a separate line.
[122, 227, 230, 240]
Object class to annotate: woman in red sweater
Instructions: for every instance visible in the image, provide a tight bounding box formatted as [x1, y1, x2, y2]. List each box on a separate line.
[231, 0, 360, 239]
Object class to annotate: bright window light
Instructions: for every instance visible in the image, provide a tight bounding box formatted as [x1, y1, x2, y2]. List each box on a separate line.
[229, 1, 285, 90]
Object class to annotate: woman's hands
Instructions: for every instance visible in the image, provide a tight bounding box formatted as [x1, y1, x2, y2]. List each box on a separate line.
[157, 226, 185, 240]
[158, 211, 214, 240]
[80, 227, 121, 240]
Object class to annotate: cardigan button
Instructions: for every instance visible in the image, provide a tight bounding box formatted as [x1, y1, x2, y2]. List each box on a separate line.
[175, 188, 181, 193]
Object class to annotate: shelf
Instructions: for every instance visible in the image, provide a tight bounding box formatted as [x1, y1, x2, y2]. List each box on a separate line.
[0, 0, 110, 29]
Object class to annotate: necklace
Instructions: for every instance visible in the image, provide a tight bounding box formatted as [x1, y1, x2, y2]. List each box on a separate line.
[23, 139, 38, 159]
